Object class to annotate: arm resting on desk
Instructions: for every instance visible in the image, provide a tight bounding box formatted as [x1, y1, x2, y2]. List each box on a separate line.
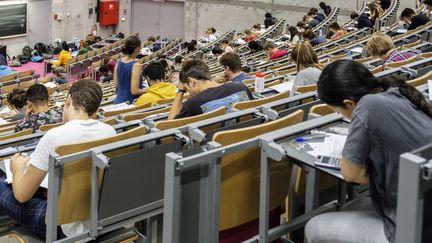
[11, 154, 47, 203]
[341, 157, 369, 184]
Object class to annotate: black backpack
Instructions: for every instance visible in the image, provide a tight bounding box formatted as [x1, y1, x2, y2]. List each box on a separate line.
[22, 46, 32, 58]
[34, 43, 47, 56]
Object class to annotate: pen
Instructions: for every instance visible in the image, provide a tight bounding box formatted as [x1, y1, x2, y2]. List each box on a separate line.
[295, 134, 326, 142]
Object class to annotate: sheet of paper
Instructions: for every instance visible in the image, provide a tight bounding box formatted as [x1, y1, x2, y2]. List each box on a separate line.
[350, 47, 363, 53]
[100, 103, 135, 112]
[306, 133, 347, 158]
[269, 81, 294, 93]
[428, 80, 432, 101]
[396, 28, 408, 34]
[0, 147, 18, 156]
[43, 82, 57, 88]
[4, 159, 48, 189]
[0, 107, 11, 116]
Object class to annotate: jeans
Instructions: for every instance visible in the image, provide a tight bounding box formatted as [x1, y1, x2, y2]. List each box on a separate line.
[0, 176, 65, 240]
[305, 197, 389, 243]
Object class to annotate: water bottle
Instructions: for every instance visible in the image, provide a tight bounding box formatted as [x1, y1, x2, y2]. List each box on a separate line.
[255, 72, 265, 92]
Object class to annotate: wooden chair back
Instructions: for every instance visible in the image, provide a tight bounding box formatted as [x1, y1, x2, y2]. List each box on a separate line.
[213, 110, 304, 230]
[233, 90, 290, 110]
[355, 56, 373, 63]
[371, 65, 384, 74]
[385, 55, 418, 69]
[38, 76, 52, 84]
[19, 79, 37, 90]
[2, 84, 19, 94]
[419, 52, 432, 59]
[77, 54, 87, 61]
[309, 104, 334, 116]
[295, 84, 317, 94]
[155, 106, 227, 131]
[0, 128, 32, 141]
[87, 50, 95, 58]
[17, 70, 33, 78]
[122, 106, 171, 122]
[102, 117, 117, 126]
[103, 103, 151, 117]
[56, 126, 147, 224]
[400, 39, 421, 50]
[407, 70, 432, 87]
[264, 79, 281, 88]
[1, 73, 16, 83]
[39, 123, 64, 132]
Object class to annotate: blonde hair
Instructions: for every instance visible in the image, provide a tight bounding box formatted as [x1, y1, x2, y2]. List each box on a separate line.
[291, 42, 323, 72]
[365, 32, 395, 58]
[244, 29, 252, 35]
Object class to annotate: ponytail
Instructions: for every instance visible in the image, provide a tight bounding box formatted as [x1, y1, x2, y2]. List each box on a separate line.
[378, 75, 432, 117]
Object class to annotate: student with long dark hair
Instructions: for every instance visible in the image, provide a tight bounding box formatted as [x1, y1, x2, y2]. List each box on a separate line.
[305, 60, 432, 243]
[113, 36, 147, 104]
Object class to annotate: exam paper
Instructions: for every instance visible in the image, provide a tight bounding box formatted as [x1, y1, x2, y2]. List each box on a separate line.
[4, 159, 48, 189]
[306, 133, 347, 158]
[269, 81, 294, 93]
[100, 103, 135, 112]
[350, 47, 363, 53]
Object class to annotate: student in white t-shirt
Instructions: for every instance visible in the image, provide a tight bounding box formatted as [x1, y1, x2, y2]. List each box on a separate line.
[0, 79, 116, 240]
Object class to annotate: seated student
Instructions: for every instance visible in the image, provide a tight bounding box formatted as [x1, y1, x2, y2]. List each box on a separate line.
[350, 12, 374, 29]
[173, 55, 183, 71]
[303, 14, 320, 28]
[365, 32, 415, 63]
[0, 80, 116, 240]
[296, 21, 309, 33]
[99, 64, 113, 83]
[380, 0, 391, 11]
[167, 60, 253, 119]
[319, 2, 332, 16]
[205, 30, 217, 43]
[423, 0, 432, 17]
[243, 30, 257, 43]
[400, 8, 430, 30]
[101, 55, 116, 74]
[305, 59, 432, 243]
[219, 52, 253, 83]
[287, 26, 301, 46]
[264, 12, 277, 29]
[291, 42, 323, 92]
[15, 84, 62, 132]
[329, 22, 348, 39]
[248, 41, 263, 53]
[369, 2, 384, 25]
[263, 41, 289, 59]
[50, 42, 72, 73]
[252, 23, 266, 35]
[135, 62, 176, 106]
[310, 7, 326, 22]
[212, 47, 224, 58]
[77, 42, 90, 55]
[303, 29, 327, 47]
[221, 39, 234, 53]
[7, 89, 27, 122]
[52, 69, 68, 85]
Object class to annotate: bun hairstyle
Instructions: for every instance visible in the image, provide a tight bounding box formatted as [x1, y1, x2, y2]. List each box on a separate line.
[318, 60, 432, 117]
[121, 36, 142, 55]
[7, 89, 27, 109]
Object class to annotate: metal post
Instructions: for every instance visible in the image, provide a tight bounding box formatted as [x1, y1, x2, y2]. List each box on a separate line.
[258, 145, 271, 243]
[304, 167, 318, 213]
[46, 155, 60, 242]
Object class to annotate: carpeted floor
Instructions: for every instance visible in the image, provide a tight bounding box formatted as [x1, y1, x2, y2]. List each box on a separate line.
[10, 60, 46, 77]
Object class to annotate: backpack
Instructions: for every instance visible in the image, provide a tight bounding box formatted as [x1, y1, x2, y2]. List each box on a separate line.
[34, 43, 47, 56]
[0, 54, 6, 66]
[10, 57, 21, 67]
[19, 46, 32, 62]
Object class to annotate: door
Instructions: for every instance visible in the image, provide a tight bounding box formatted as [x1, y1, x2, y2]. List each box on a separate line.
[27, 0, 50, 47]
[132, 0, 184, 40]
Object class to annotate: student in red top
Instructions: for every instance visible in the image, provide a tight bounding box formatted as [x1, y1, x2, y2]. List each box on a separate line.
[243, 30, 257, 43]
[263, 41, 289, 59]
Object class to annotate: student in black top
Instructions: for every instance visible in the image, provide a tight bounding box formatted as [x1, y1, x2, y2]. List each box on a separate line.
[168, 60, 253, 119]
[264, 13, 277, 29]
[400, 8, 430, 30]
[380, 0, 391, 10]
[350, 12, 374, 29]
[319, 2, 332, 16]
[305, 60, 432, 243]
